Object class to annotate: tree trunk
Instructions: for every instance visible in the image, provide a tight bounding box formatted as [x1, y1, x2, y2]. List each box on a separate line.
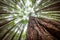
[26, 16, 60, 40]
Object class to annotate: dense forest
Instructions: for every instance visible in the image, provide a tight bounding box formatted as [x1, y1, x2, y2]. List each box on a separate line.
[0, 0, 60, 40]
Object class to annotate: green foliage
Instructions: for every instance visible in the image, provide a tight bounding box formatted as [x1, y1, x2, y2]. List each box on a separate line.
[0, 0, 60, 40]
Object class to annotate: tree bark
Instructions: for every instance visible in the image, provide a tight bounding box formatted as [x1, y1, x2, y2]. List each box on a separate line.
[26, 16, 60, 40]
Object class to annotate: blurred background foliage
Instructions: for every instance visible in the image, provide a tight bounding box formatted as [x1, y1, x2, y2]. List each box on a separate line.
[0, 0, 60, 40]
